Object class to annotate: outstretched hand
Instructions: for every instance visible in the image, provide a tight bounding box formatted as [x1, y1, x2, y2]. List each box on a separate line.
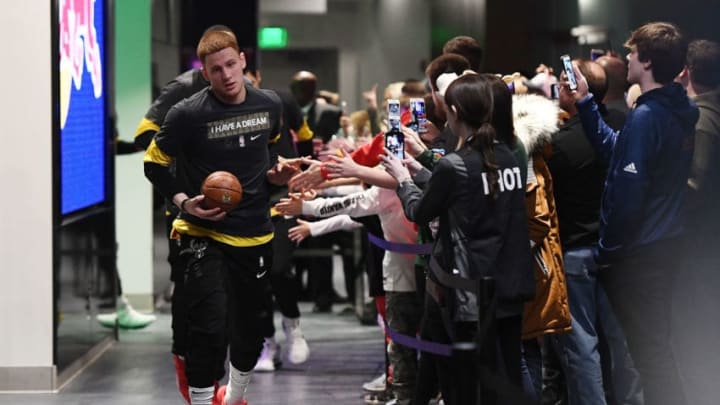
[267, 155, 310, 185]
[288, 218, 312, 244]
[288, 159, 324, 191]
[324, 150, 361, 179]
[274, 190, 316, 216]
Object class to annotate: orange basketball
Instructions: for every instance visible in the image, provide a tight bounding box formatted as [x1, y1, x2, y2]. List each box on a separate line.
[200, 171, 243, 212]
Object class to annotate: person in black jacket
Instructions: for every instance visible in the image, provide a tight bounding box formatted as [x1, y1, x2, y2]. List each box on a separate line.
[383, 73, 534, 405]
[548, 59, 641, 405]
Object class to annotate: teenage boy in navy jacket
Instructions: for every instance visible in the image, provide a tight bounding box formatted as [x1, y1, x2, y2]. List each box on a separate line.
[567, 22, 698, 405]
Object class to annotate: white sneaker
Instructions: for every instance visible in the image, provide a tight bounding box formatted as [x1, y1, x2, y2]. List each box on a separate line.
[97, 297, 156, 329]
[96, 312, 117, 328]
[362, 372, 387, 393]
[254, 338, 281, 372]
[282, 317, 310, 364]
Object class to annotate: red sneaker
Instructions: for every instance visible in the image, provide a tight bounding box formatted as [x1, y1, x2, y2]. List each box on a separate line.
[172, 355, 190, 404]
[213, 385, 248, 405]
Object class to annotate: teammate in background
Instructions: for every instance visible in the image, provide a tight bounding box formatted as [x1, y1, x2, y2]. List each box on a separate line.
[144, 30, 299, 405]
[243, 66, 313, 372]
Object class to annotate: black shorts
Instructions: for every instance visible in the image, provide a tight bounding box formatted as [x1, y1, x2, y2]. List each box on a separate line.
[176, 235, 274, 386]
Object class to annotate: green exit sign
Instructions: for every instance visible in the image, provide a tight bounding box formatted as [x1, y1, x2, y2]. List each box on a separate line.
[258, 27, 288, 49]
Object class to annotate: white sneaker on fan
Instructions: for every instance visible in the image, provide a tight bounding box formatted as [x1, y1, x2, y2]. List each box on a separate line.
[282, 317, 310, 364]
[254, 338, 281, 372]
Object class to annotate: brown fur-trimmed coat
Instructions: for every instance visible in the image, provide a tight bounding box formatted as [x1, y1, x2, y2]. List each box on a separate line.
[513, 94, 572, 339]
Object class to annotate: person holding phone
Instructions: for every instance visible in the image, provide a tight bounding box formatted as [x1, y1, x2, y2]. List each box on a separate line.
[385, 99, 405, 160]
[567, 22, 697, 405]
[382, 73, 535, 404]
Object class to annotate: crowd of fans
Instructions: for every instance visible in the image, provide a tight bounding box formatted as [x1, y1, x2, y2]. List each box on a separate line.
[140, 20, 720, 405]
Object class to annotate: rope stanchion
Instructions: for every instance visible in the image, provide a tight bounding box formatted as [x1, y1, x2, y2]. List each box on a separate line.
[476, 276, 497, 405]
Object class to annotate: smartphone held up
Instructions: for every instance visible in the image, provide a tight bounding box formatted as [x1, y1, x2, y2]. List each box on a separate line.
[385, 99, 405, 160]
[561, 54, 578, 91]
[409, 98, 427, 134]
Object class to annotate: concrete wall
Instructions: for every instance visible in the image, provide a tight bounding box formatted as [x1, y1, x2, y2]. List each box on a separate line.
[0, 0, 55, 391]
[151, 0, 182, 89]
[259, 0, 431, 112]
[115, 0, 154, 310]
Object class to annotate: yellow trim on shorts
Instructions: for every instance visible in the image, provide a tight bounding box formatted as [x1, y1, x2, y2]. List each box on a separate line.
[269, 133, 281, 144]
[144, 139, 173, 166]
[172, 219, 274, 247]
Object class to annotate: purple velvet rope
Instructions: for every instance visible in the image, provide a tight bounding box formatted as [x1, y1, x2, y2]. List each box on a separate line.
[367, 232, 433, 255]
[384, 320, 453, 357]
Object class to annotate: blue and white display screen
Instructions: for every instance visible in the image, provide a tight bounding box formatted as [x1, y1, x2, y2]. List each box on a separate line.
[59, 0, 107, 215]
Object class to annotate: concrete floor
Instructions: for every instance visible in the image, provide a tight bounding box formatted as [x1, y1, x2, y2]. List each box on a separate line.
[0, 305, 385, 405]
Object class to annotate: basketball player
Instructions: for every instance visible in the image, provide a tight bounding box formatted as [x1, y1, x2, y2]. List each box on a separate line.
[144, 30, 299, 405]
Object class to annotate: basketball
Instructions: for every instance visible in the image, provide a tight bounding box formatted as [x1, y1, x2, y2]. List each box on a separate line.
[200, 171, 243, 212]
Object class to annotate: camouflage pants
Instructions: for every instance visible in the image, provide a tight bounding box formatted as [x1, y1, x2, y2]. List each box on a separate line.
[386, 291, 422, 401]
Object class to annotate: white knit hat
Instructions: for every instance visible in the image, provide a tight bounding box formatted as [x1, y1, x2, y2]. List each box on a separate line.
[436, 72, 460, 97]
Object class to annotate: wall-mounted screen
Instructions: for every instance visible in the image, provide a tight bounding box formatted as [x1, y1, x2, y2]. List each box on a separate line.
[59, 0, 107, 215]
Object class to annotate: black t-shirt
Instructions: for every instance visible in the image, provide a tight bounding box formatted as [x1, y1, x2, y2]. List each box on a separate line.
[153, 84, 282, 237]
[268, 90, 307, 204]
[273, 90, 304, 160]
[136, 69, 208, 150]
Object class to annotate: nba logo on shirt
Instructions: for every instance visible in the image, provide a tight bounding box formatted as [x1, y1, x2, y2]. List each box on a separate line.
[238, 135, 246, 147]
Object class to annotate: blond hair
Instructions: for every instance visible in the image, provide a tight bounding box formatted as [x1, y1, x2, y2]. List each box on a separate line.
[349, 110, 370, 134]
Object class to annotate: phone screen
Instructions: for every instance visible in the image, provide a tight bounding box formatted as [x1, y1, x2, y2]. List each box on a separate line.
[550, 83, 559, 100]
[387, 99, 401, 131]
[410, 98, 427, 134]
[561, 55, 578, 91]
[385, 131, 404, 160]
